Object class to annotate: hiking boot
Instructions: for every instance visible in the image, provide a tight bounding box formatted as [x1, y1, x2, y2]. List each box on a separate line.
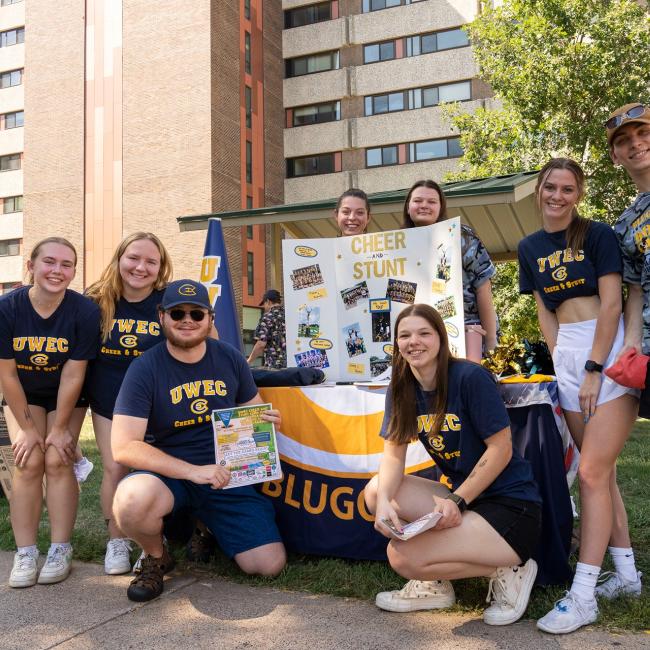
[37, 546, 73, 584]
[104, 538, 133, 575]
[483, 558, 537, 625]
[186, 520, 217, 563]
[9, 550, 39, 588]
[127, 547, 175, 602]
[375, 579, 455, 612]
[537, 591, 598, 634]
[595, 570, 642, 600]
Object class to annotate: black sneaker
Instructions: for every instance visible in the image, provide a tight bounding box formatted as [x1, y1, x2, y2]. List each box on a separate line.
[127, 548, 175, 602]
[186, 520, 217, 563]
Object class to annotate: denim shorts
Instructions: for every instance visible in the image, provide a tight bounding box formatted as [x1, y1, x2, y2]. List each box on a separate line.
[125, 471, 282, 558]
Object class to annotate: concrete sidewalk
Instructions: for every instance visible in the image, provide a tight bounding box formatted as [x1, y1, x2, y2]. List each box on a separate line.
[0, 551, 646, 650]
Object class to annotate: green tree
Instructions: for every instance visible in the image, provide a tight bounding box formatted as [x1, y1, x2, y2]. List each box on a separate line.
[446, 0, 650, 339]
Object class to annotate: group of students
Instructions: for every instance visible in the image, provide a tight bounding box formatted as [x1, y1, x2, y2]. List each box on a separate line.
[0, 101, 647, 634]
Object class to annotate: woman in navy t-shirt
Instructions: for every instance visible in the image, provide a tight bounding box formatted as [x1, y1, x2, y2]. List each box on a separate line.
[0, 237, 100, 588]
[365, 304, 541, 627]
[84, 232, 172, 575]
[401, 180, 498, 357]
[518, 158, 640, 634]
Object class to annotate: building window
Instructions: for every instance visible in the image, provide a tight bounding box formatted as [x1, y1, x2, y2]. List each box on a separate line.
[246, 195, 253, 209]
[364, 40, 396, 64]
[1, 0, 24, 6]
[284, 2, 331, 29]
[0, 27, 24, 48]
[3, 110, 23, 129]
[245, 141, 252, 183]
[365, 80, 471, 116]
[0, 153, 20, 171]
[2, 195, 22, 213]
[408, 136, 462, 162]
[0, 238, 20, 256]
[285, 51, 339, 78]
[362, 0, 423, 11]
[406, 28, 468, 56]
[366, 145, 398, 167]
[247, 252, 254, 295]
[245, 86, 252, 128]
[244, 32, 251, 74]
[0, 69, 22, 89]
[244, 0, 251, 20]
[287, 153, 336, 178]
[246, 225, 253, 239]
[291, 100, 340, 127]
[0, 281, 20, 295]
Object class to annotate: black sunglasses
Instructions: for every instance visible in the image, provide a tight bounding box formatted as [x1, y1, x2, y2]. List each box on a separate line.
[605, 104, 647, 129]
[166, 308, 208, 322]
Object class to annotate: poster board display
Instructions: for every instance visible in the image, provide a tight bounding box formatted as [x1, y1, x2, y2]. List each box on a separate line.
[283, 219, 465, 382]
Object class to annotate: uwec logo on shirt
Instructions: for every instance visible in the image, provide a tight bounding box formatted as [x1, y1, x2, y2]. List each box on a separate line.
[169, 380, 227, 427]
[30, 353, 49, 366]
[120, 334, 138, 348]
[417, 412, 461, 460]
[536, 248, 586, 294]
[13, 337, 68, 353]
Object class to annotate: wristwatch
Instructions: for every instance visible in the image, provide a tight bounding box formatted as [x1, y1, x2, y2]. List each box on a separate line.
[584, 360, 604, 373]
[445, 492, 467, 513]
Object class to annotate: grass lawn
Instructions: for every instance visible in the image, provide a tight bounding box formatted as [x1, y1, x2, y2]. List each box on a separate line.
[0, 417, 648, 631]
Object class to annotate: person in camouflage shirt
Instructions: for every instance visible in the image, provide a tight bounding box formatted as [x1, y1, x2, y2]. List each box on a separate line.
[247, 289, 287, 369]
[608, 104, 650, 415]
[402, 179, 498, 351]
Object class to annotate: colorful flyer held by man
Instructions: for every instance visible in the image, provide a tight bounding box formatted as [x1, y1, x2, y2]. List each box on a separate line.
[212, 403, 282, 488]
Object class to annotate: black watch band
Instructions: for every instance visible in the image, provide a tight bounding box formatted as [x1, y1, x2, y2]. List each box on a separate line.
[445, 492, 467, 513]
[584, 360, 604, 373]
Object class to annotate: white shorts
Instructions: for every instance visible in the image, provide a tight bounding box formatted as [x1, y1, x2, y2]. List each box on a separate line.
[552, 318, 638, 412]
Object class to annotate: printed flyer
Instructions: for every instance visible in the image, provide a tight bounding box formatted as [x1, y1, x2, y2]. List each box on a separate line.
[212, 403, 282, 488]
[283, 219, 464, 382]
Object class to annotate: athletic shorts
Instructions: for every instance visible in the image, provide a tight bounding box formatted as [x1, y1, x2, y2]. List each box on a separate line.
[469, 495, 541, 564]
[125, 471, 282, 558]
[552, 318, 638, 412]
[2, 393, 89, 414]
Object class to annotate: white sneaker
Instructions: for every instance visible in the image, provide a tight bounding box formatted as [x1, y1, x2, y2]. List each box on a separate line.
[104, 538, 133, 575]
[595, 570, 642, 600]
[483, 558, 537, 625]
[9, 550, 39, 588]
[37, 546, 73, 584]
[375, 580, 455, 612]
[73, 457, 94, 483]
[536, 592, 598, 634]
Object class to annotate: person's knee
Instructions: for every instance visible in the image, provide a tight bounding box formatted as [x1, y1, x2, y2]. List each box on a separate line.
[113, 480, 154, 529]
[43, 447, 71, 477]
[578, 460, 612, 492]
[236, 544, 286, 577]
[364, 476, 379, 514]
[387, 542, 420, 579]
[14, 450, 45, 482]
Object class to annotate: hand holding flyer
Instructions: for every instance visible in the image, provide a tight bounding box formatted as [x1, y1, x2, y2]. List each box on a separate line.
[212, 403, 282, 489]
[381, 511, 442, 541]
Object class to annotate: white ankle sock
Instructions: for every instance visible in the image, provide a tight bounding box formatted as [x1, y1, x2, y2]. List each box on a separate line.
[17, 545, 38, 558]
[569, 562, 599, 602]
[608, 546, 638, 583]
[48, 542, 71, 555]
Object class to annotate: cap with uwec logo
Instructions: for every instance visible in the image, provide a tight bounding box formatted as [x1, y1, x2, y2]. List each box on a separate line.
[161, 279, 212, 310]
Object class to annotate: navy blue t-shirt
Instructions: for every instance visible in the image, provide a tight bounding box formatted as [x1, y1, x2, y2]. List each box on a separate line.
[518, 221, 622, 311]
[380, 361, 540, 504]
[113, 338, 259, 466]
[85, 288, 165, 418]
[0, 286, 100, 398]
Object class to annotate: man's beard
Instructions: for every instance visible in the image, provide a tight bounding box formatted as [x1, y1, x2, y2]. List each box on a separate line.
[163, 323, 207, 349]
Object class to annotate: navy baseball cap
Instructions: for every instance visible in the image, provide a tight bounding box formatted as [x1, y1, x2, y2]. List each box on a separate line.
[259, 289, 282, 306]
[161, 279, 212, 310]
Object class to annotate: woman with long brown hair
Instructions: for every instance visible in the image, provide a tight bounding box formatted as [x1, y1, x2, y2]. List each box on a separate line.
[0, 237, 100, 587]
[518, 158, 640, 634]
[84, 232, 172, 575]
[365, 304, 541, 626]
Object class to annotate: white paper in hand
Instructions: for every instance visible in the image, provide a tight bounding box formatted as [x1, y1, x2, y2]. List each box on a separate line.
[382, 511, 442, 541]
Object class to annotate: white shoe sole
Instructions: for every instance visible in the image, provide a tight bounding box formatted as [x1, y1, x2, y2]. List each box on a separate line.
[105, 563, 132, 576]
[375, 593, 455, 612]
[536, 612, 598, 635]
[9, 574, 37, 588]
[37, 567, 71, 584]
[484, 559, 538, 626]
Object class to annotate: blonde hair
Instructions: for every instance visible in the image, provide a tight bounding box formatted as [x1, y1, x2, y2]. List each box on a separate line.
[27, 237, 77, 284]
[86, 232, 173, 341]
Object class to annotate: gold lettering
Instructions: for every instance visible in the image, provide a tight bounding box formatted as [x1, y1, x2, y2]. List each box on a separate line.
[284, 473, 301, 509]
[330, 486, 354, 520]
[302, 479, 328, 515]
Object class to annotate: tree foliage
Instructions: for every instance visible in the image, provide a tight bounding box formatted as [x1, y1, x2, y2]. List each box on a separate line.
[446, 0, 650, 339]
